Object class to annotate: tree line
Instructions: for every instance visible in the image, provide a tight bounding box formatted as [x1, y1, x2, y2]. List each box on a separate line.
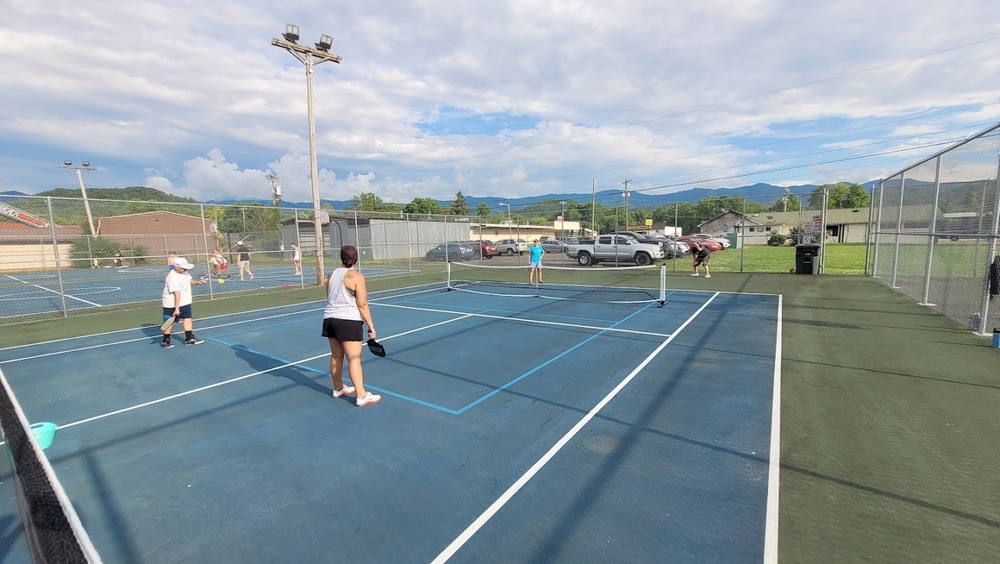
[347, 183, 871, 235]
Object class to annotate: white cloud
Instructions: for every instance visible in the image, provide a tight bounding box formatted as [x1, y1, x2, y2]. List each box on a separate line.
[1, 0, 999, 204]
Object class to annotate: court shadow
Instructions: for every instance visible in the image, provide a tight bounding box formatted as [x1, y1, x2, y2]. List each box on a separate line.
[230, 344, 330, 397]
[138, 324, 164, 337]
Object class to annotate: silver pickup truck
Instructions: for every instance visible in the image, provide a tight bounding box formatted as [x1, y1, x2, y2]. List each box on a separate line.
[564, 234, 665, 266]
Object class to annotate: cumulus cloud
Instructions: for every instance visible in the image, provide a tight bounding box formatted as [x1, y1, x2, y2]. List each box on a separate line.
[1, 0, 999, 203]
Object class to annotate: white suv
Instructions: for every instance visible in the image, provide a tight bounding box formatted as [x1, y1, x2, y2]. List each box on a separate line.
[495, 238, 528, 255]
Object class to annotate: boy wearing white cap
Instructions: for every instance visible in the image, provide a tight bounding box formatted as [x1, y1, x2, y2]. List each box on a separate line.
[161, 256, 207, 348]
[235, 240, 253, 280]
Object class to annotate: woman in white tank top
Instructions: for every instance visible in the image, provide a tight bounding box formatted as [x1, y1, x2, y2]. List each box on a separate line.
[322, 246, 381, 407]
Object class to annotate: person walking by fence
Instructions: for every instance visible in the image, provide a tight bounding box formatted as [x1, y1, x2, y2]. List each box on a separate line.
[291, 243, 302, 275]
[236, 241, 253, 280]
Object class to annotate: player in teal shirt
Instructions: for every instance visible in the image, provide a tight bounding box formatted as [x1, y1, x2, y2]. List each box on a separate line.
[529, 239, 544, 284]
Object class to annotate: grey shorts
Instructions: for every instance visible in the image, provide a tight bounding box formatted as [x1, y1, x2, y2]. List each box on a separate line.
[322, 318, 364, 342]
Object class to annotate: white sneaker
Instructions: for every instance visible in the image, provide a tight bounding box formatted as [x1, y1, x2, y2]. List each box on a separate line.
[705, 274, 711, 278]
[690, 273, 700, 277]
[356, 392, 382, 407]
[332, 386, 356, 398]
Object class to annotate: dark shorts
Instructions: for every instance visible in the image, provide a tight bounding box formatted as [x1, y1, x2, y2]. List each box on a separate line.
[694, 255, 710, 266]
[322, 318, 364, 342]
[163, 304, 192, 320]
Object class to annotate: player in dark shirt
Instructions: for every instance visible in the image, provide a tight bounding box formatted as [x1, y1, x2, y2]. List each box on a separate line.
[690, 241, 711, 278]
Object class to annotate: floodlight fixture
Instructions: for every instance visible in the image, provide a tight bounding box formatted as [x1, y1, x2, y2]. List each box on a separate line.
[283, 24, 300, 43]
[316, 34, 333, 52]
[63, 160, 72, 166]
[82, 161, 90, 167]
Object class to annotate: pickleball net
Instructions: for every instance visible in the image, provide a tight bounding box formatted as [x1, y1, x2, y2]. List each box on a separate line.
[0, 369, 101, 563]
[447, 262, 667, 306]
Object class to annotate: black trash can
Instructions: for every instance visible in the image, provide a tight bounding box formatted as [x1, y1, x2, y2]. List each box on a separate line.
[795, 244, 821, 274]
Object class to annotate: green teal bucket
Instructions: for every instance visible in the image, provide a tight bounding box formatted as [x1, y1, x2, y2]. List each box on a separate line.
[30, 422, 58, 450]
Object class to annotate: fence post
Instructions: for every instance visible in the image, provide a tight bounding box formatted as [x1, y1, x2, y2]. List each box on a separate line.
[47, 197, 69, 318]
[977, 152, 1000, 331]
[819, 187, 829, 273]
[890, 173, 906, 289]
[920, 158, 943, 305]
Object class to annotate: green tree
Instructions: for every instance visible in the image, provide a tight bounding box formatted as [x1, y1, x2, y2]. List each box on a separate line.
[475, 202, 491, 217]
[809, 183, 869, 209]
[451, 191, 470, 216]
[403, 197, 441, 215]
[349, 192, 389, 212]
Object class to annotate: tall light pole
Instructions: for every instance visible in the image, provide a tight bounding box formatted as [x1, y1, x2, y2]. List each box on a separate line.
[559, 200, 566, 238]
[59, 160, 97, 237]
[272, 24, 341, 285]
[622, 179, 631, 231]
[499, 203, 512, 242]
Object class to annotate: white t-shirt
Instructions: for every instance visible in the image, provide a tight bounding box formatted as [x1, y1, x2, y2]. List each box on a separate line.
[292, 247, 301, 261]
[162, 270, 194, 307]
[323, 267, 362, 321]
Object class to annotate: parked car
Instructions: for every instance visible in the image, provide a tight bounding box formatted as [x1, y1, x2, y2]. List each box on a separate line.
[425, 242, 475, 261]
[614, 231, 679, 258]
[495, 238, 528, 255]
[539, 239, 567, 254]
[662, 237, 690, 255]
[564, 234, 665, 266]
[651, 236, 687, 257]
[678, 236, 723, 252]
[466, 240, 497, 258]
[693, 233, 730, 249]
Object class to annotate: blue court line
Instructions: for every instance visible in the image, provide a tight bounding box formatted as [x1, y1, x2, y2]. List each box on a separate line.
[209, 298, 662, 416]
[208, 336, 461, 415]
[453, 301, 659, 414]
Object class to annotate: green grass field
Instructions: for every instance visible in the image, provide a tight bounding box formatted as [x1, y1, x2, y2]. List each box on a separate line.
[671, 243, 869, 274]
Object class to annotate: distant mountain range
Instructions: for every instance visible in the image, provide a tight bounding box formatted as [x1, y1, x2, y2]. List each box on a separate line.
[4, 181, 880, 210]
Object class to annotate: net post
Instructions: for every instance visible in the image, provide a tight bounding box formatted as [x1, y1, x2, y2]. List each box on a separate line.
[446, 262, 452, 290]
[659, 265, 667, 307]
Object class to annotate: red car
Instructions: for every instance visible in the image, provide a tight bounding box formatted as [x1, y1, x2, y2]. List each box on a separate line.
[678, 236, 723, 252]
[467, 240, 497, 258]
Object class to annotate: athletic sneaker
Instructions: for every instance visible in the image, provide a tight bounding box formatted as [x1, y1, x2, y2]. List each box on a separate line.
[356, 392, 382, 407]
[705, 274, 711, 278]
[161, 341, 174, 349]
[332, 385, 356, 398]
[184, 337, 205, 346]
[690, 273, 700, 277]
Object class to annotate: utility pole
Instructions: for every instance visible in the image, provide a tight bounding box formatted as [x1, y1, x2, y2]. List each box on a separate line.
[272, 24, 341, 285]
[559, 200, 566, 238]
[59, 161, 97, 237]
[622, 179, 632, 230]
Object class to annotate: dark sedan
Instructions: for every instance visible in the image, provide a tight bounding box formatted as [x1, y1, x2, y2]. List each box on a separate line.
[425, 242, 475, 261]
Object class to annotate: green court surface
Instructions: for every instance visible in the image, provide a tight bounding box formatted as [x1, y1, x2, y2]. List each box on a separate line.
[2, 272, 997, 561]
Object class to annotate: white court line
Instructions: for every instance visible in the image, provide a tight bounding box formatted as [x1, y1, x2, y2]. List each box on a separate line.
[0, 308, 322, 364]
[376, 302, 673, 338]
[431, 291, 721, 563]
[0, 282, 443, 352]
[0, 284, 444, 362]
[2, 312, 474, 441]
[3, 273, 102, 306]
[763, 294, 783, 563]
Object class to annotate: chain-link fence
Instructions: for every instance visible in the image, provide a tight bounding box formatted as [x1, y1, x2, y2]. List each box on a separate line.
[0, 198, 476, 323]
[871, 122, 1000, 334]
[3, 181, 889, 323]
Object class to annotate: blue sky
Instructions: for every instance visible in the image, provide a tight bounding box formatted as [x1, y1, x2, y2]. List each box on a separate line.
[2, 0, 999, 208]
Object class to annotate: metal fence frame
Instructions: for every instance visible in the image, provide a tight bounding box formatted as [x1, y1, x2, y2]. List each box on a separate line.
[870, 122, 1000, 334]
